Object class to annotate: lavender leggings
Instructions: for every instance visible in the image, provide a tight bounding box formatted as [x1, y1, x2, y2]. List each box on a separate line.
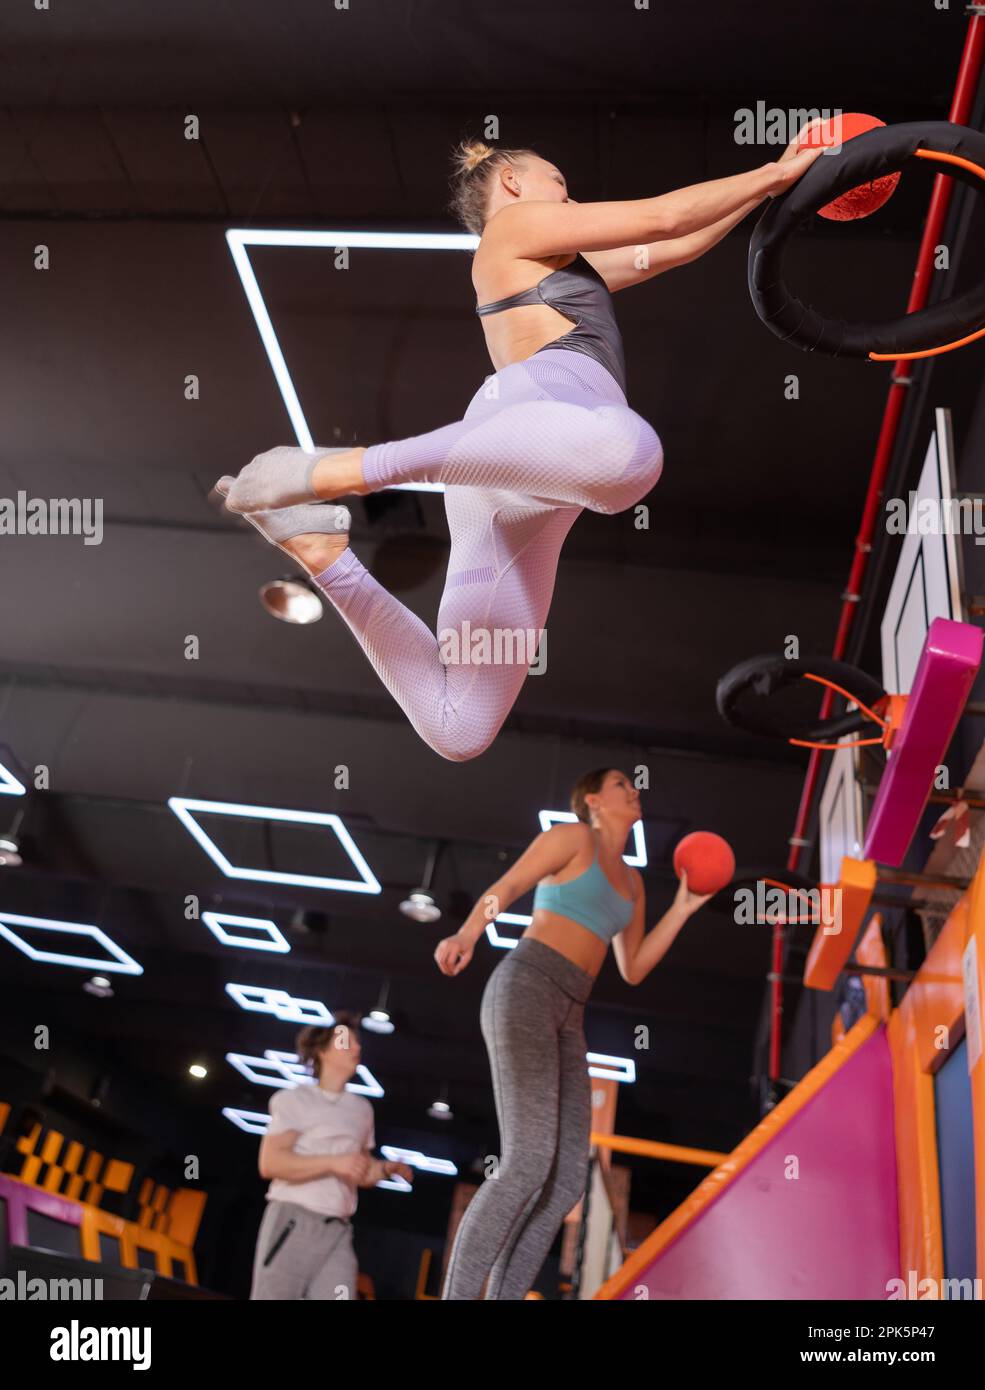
[312, 347, 663, 761]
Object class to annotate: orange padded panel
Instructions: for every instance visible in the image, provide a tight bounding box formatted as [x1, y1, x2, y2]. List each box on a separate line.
[804, 857, 877, 991]
[883, 860, 985, 1288]
[911, 897, 966, 1074]
[961, 848, 985, 1279]
[856, 916, 891, 1022]
[887, 1007, 943, 1288]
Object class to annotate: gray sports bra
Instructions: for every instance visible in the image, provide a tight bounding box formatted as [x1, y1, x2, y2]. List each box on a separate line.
[475, 253, 626, 393]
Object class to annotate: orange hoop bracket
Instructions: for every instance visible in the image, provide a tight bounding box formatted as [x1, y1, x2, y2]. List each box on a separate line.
[786, 672, 898, 752]
[752, 876, 822, 926]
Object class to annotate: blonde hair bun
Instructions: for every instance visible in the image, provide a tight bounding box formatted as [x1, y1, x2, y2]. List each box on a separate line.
[448, 138, 538, 235]
[455, 140, 495, 175]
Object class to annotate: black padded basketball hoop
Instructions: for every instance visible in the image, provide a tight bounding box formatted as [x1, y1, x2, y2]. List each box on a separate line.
[716, 652, 887, 743]
[749, 121, 985, 360]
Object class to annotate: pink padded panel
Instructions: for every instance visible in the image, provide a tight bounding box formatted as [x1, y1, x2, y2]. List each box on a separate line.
[617, 1029, 899, 1300]
[864, 618, 982, 867]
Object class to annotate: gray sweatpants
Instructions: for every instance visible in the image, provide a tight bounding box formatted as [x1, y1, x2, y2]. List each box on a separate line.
[250, 1198, 358, 1300]
[442, 936, 594, 1300]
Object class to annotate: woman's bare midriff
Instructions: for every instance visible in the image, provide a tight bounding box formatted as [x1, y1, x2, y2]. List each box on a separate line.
[473, 248, 580, 374]
[523, 910, 609, 978]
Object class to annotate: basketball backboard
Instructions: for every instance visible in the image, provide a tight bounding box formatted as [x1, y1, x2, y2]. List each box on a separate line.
[880, 408, 964, 695]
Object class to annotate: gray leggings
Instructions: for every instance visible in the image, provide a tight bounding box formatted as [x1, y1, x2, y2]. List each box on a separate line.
[442, 936, 594, 1300]
[250, 1199, 358, 1300]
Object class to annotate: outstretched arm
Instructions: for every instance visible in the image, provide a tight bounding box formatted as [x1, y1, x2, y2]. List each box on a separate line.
[434, 823, 591, 975]
[583, 122, 828, 290]
[468, 823, 588, 938]
[612, 872, 711, 985]
[582, 196, 763, 292]
[482, 144, 822, 262]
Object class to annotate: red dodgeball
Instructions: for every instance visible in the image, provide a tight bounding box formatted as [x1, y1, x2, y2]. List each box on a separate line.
[673, 831, 736, 896]
[797, 112, 901, 221]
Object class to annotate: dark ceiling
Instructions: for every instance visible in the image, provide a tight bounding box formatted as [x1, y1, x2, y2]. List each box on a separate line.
[1, 0, 983, 1233]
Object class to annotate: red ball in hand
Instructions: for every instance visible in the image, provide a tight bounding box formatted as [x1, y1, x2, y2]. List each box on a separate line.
[673, 832, 736, 896]
[797, 112, 900, 221]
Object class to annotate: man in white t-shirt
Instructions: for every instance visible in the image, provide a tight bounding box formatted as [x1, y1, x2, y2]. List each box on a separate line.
[250, 1013, 413, 1299]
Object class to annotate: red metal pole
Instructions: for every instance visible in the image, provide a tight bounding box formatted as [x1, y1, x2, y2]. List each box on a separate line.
[768, 11, 985, 1085]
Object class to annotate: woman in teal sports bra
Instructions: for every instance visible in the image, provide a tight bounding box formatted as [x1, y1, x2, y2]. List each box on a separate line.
[432, 767, 713, 1300]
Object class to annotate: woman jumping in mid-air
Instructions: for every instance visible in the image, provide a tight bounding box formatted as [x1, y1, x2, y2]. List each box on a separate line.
[433, 768, 713, 1300]
[216, 135, 822, 762]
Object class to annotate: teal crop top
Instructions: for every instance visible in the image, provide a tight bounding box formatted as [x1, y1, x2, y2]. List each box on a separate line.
[532, 834, 636, 943]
